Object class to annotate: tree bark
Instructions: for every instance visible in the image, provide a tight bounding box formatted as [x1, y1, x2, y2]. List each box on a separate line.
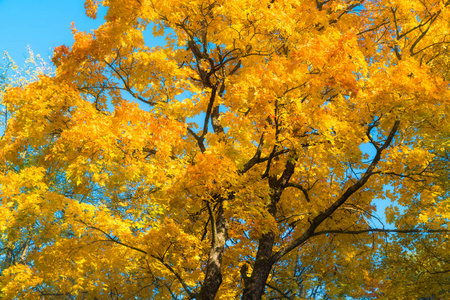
[198, 200, 229, 300]
[242, 184, 286, 298]
[241, 231, 276, 300]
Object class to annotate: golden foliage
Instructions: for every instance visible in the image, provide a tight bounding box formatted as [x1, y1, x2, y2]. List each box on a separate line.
[1, 0, 450, 299]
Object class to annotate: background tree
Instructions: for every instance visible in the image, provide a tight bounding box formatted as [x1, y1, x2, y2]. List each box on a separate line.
[1, 0, 450, 299]
[0, 48, 55, 297]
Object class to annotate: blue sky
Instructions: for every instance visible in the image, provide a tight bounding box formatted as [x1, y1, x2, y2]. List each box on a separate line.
[0, 0, 107, 64]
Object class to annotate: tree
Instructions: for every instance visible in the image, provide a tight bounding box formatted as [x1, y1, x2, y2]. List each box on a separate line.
[0, 48, 55, 297]
[1, 0, 450, 299]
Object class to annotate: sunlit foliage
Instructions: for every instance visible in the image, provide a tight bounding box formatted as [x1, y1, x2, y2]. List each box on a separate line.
[1, 0, 450, 299]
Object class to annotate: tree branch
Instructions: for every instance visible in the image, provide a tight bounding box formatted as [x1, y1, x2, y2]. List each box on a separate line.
[105, 60, 155, 105]
[240, 134, 264, 174]
[313, 228, 450, 236]
[151, 255, 197, 299]
[206, 200, 217, 245]
[77, 220, 147, 255]
[285, 183, 311, 202]
[201, 85, 217, 138]
[265, 282, 293, 300]
[187, 127, 206, 153]
[272, 120, 400, 262]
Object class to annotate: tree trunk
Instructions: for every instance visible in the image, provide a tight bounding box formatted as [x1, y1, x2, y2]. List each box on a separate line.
[242, 187, 280, 300]
[242, 159, 296, 299]
[198, 200, 229, 300]
[241, 232, 276, 300]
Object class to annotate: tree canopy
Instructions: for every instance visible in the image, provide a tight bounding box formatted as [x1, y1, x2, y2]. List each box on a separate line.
[1, 0, 450, 299]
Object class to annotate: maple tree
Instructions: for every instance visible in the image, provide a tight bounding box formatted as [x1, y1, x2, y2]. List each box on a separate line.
[1, 0, 450, 299]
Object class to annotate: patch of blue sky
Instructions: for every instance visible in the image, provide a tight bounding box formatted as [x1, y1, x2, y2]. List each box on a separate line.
[0, 0, 106, 64]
